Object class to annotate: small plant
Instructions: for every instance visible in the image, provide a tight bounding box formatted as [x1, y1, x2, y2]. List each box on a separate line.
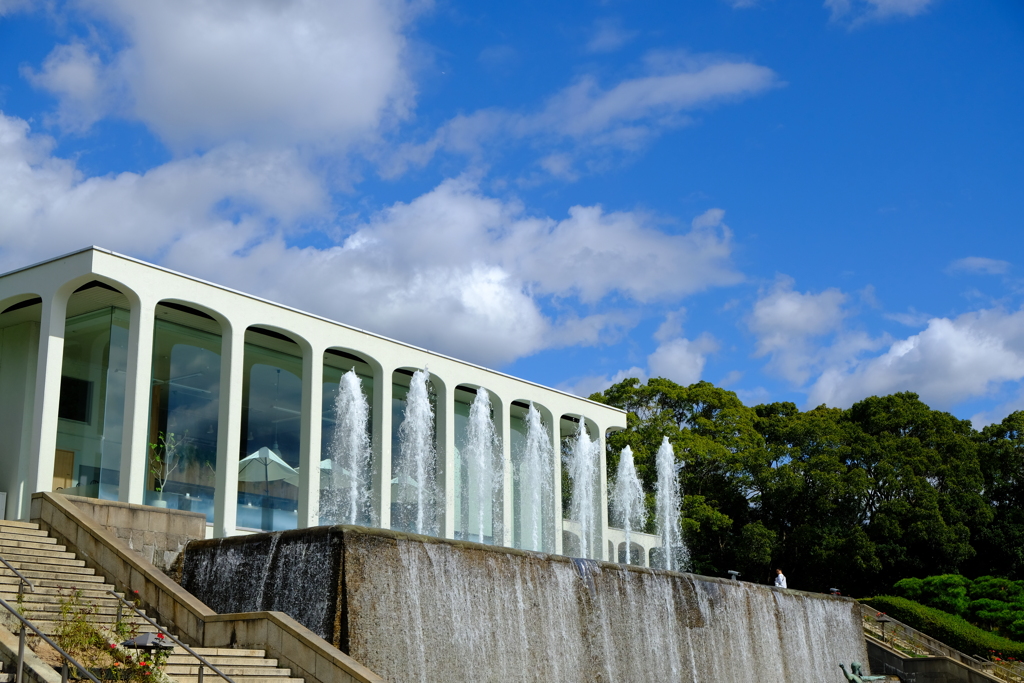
[54, 588, 108, 667]
[149, 431, 187, 493]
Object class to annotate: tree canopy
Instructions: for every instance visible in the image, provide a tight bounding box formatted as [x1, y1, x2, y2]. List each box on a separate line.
[590, 377, 1021, 596]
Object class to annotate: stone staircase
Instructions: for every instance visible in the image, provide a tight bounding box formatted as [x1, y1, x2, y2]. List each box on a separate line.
[0, 518, 302, 683]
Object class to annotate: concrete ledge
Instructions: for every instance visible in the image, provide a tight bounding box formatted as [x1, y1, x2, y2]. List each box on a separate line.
[30, 492, 383, 683]
[866, 635, 1002, 683]
[0, 624, 62, 683]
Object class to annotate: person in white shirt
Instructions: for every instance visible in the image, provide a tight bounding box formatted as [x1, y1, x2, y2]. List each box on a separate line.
[775, 568, 787, 588]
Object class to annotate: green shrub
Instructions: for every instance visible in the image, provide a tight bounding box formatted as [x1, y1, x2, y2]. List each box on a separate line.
[864, 595, 1024, 661]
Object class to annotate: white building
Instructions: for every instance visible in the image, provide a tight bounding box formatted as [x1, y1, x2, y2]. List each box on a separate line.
[0, 247, 659, 563]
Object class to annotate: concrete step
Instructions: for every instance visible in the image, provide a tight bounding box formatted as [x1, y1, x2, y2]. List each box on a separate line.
[0, 520, 41, 531]
[25, 620, 159, 634]
[0, 530, 57, 544]
[0, 539, 68, 553]
[0, 547, 81, 562]
[173, 649, 268, 658]
[167, 656, 279, 668]
[0, 585, 118, 600]
[0, 570, 105, 585]
[165, 665, 292, 677]
[170, 677, 303, 683]
[0, 560, 94, 575]
[12, 602, 146, 618]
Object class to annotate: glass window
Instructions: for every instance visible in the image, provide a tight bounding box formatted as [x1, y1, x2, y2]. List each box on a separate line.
[237, 342, 303, 532]
[145, 318, 221, 522]
[55, 307, 129, 501]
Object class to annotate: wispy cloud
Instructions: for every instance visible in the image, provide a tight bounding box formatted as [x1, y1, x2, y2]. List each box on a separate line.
[585, 19, 638, 54]
[825, 0, 937, 25]
[946, 256, 1011, 276]
[383, 52, 780, 179]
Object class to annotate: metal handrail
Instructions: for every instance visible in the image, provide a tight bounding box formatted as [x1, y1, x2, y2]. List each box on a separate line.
[107, 591, 237, 683]
[0, 594, 101, 683]
[0, 553, 35, 595]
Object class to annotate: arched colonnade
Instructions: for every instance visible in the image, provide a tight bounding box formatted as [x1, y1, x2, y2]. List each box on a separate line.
[0, 248, 632, 559]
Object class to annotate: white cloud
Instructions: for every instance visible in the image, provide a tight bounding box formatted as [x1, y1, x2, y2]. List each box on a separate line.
[22, 42, 110, 131]
[825, 0, 936, 24]
[946, 256, 1011, 276]
[807, 307, 1024, 410]
[384, 53, 779, 178]
[647, 334, 718, 385]
[559, 367, 648, 399]
[970, 389, 1024, 429]
[0, 112, 327, 270]
[563, 309, 719, 397]
[748, 276, 852, 384]
[0, 112, 742, 367]
[27, 0, 416, 150]
[585, 19, 638, 54]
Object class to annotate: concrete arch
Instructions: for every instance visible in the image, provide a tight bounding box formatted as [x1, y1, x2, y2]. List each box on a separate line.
[617, 541, 646, 565]
[510, 399, 555, 431]
[0, 293, 43, 313]
[156, 298, 231, 332]
[325, 345, 382, 378]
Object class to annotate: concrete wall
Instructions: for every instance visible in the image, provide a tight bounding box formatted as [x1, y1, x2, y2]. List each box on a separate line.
[59, 494, 207, 573]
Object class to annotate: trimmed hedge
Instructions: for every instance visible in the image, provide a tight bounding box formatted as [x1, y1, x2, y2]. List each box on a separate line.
[863, 595, 1024, 661]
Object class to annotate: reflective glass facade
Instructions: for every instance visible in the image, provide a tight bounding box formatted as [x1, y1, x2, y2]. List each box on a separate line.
[145, 317, 221, 521]
[238, 341, 303, 531]
[55, 307, 129, 501]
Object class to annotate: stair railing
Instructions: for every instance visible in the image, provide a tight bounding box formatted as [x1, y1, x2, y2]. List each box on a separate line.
[0, 556, 35, 597]
[0, 594, 101, 683]
[107, 591, 236, 683]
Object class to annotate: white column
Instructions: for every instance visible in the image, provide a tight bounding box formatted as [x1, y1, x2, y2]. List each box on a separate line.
[297, 347, 322, 527]
[436, 379, 456, 539]
[551, 409, 563, 556]
[371, 366, 392, 529]
[214, 322, 245, 537]
[119, 295, 156, 504]
[25, 290, 67, 518]
[596, 422, 609, 562]
[498, 398, 513, 547]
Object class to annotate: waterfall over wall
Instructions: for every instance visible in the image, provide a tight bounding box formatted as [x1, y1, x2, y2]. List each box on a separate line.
[181, 527, 867, 683]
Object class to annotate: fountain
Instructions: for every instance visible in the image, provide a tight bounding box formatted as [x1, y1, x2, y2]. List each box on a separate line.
[181, 526, 870, 683]
[655, 436, 687, 571]
[395, 369, 437, 535]
[610, 445, 646, 565]
[566, 420, 597, 559]
[323, 369, 372, 525]
[463, 388, 500, 544]
[516, 403, 552, 552]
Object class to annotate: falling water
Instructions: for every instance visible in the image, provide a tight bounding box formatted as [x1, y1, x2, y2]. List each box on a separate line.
[566, 420, 597, 559]
[396, 369, 437, 535]
[463, 388, 499, 544]
[610, 445, 646, 565]
[325, 369, 371, 525]
[181, 527, 869, 683]
[655, 436, 687, 571]
[518, 403, 552, 552]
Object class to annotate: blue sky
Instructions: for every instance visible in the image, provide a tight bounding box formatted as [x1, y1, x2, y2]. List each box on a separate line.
[1, 0, 1023, 425]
